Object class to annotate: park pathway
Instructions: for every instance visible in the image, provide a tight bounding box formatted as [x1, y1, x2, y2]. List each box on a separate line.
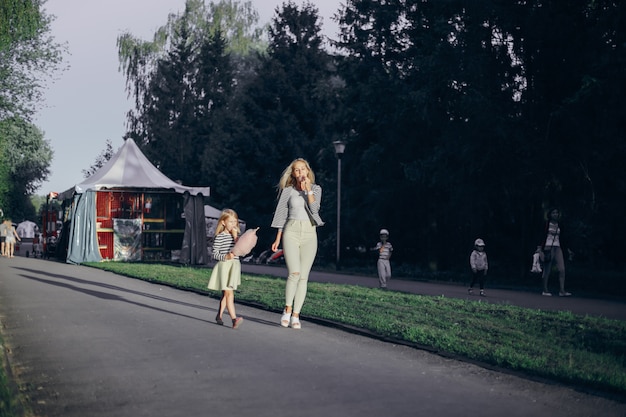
[0, 256, 624, 417]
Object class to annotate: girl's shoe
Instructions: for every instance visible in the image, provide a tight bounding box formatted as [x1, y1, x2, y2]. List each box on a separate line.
[232, 317, 244, 329]
[215, 315, 224, 325]
[280, 310, 291, 327]
[290, 316, 301, 330]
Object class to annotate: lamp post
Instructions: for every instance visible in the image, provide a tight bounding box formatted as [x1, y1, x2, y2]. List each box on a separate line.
[333, 140, 346, 270]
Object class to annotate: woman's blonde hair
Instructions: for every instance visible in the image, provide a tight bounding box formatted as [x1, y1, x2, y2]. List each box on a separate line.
[215, 209, 239, 236]
[277, 158, 316, 190]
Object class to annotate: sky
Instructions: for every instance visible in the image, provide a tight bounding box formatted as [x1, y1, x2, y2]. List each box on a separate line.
[35, 0, 342, 195]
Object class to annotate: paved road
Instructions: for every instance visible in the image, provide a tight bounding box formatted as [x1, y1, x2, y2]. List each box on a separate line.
[0, 256, 624, 417]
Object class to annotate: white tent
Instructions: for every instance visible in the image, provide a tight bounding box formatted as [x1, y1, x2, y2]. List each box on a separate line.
[16, 220, 37, 238]
[56, 138, 210, 265]
[58, 138, 210, 200]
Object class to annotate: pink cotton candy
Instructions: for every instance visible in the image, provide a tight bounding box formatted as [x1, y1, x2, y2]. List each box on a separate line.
[232, 227, 259, 256]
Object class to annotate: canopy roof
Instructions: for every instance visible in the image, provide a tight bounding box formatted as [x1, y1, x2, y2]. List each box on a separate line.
[58, 138, 210, 200]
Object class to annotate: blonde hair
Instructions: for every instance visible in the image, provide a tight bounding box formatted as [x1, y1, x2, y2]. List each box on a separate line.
[215, 209, 239, 236]
[277, 158, 316, 190]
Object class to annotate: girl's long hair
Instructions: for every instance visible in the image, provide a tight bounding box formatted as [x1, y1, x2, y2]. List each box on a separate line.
[277, 158, 316, 190]
[215, 209, 239, 236]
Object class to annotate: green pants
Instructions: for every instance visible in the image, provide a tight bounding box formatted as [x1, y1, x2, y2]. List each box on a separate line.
[282, 220, 318, 314]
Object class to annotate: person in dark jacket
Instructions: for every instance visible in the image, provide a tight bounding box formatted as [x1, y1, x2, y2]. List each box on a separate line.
[537, 208, 572, 297]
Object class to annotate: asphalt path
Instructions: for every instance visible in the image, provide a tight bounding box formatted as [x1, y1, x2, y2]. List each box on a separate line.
[0, 256, 624, 417]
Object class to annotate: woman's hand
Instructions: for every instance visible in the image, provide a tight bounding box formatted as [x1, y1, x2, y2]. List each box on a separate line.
[299, 176, 311, 193]
[271, 230, 282, 252]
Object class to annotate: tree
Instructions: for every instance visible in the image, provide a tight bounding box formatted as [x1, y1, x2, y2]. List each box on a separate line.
[334, 0, 626, 274]
[118, 0, 265, 136]
[0, 0, 40, 50]
[0, 1, 66, 120]
[118, 0, 264, 186]
[0, 116, 53, 220]
[82, 139, 116, 178]
[209, 1, 342, 253]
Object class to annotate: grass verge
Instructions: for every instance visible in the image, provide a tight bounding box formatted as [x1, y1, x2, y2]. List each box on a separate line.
[0, 332, 24, 417]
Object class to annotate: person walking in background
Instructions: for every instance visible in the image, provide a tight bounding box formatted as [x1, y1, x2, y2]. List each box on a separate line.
[271, 158, 324, 330]
[207, 209, 244, 329]
[0, 219, 7, 257]
[468, 238, 488, 296]
[372, 229, 393, 289]
[3, 219, 21, 258]
[538, 208, 572, 297]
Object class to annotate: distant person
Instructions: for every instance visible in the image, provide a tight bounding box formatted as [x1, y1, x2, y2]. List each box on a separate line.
[33, 233, 43, 258]
[0, 219, 7, 257]
[371, 229, 393, 289]
[537, 208, 572, 297]
[271, 158, 324, 330]
[3, 219, 21, 258]
[207, 209, 244, 329]
[468, 238, 488, 296]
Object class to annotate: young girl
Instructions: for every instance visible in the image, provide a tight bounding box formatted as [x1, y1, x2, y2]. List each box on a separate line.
[207, 209, 244, 329]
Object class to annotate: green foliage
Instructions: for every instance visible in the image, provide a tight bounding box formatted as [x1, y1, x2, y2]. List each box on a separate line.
[0, 331, 23, 417]
[82, 139, 116, 179]
[332, 0, 626, 273]
[118, 0, 262, 188]
[0, 132, 9, 215]
[206, 1, 343, 250]
[118, 0, 626, 279]
[0, 0, 40, 50]
[86, 262, 626, 396]
[0, 2, 66, 120]
[0, 117, 52, 220]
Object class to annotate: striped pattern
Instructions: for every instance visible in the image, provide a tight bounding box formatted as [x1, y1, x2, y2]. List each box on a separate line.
[212, 232, 236, 261]
[271, 185, 324, 229]
[375, 242, 393, 260]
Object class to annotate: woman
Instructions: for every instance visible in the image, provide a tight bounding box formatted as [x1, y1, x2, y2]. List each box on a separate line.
[4, 219, 21, 258]
[538, 208, 572, 297]
[271, 158, 324, 329]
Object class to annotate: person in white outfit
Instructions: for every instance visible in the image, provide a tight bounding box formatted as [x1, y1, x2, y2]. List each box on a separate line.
[372, 229, 393, 289]
[468, 238, 488, 296]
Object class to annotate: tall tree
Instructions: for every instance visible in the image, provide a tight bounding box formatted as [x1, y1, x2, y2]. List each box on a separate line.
[0, 0, 64, 220]
[0, 0, 40, 50]
[118, 0, 265, 137]
[335, 0, 626, 272]
[0, 1, 66, 120]
[212, 1, 342, 251]
[118, 0, 263, 186]
[0, 116, 53, 220]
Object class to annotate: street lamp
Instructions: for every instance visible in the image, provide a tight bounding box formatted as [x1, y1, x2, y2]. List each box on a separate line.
[333, 140, 346, 270]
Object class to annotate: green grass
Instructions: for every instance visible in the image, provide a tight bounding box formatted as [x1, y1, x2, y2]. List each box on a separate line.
[0, 333, 24, 417]
[85, 262, 626, 398]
